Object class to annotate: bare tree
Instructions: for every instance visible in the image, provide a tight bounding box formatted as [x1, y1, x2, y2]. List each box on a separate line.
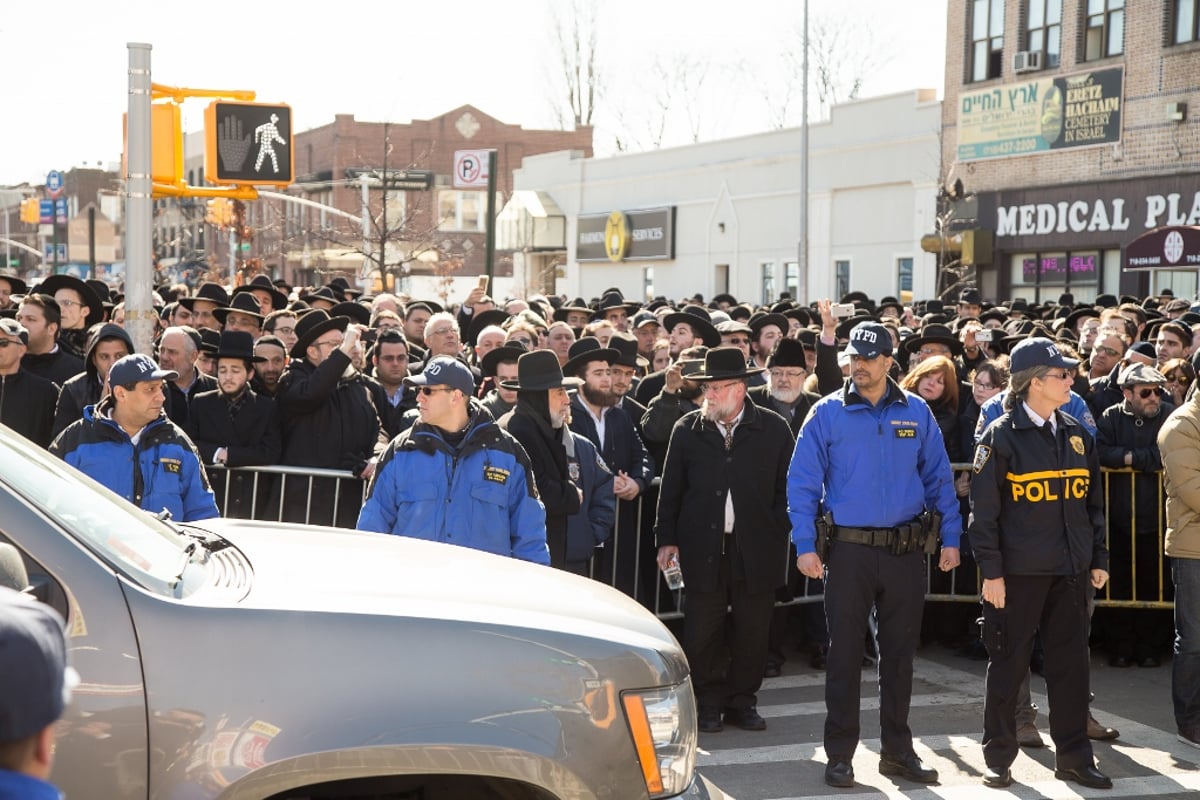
[547, 0, 602, 129]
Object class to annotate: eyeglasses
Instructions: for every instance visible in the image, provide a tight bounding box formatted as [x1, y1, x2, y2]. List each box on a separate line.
[1136, 387, 1165, 399]
[272, 326, 296, 336]
[770, 369, 805, 380]
[726, 337, 750, 345]
[427, 328, 458, 338]
[312, 339, 342, 350]
[918, 347, 950, 357]
[417, 386, 456, 396]
[700, 380, 742, 394]
[56, 298, 84, 309]
[1042, 369, 1073, 381]
[1092, 345, 1122, 358]
[0, 339, 21, 348]
[972, 380, 995, 390]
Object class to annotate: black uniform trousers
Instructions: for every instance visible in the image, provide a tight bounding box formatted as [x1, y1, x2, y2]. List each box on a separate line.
[823, 541, 925, 760]
[982, 572, 1094, 770]
[684, 541, 775, 714]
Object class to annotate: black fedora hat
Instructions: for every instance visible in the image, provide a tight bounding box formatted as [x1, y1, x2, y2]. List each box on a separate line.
[196, 327, 221, 355]
[480, 341, 528, 378]
[404, 299, 445, 315]
[34, 274, 104, 328]
[552, 298, 592, 323]
[212, 292, 266, 327]
[662, 305, 721, 348]
[902, 323, 964, 357]
[213, 330, 266, 363]
[178, 281, 230, 311]
[291, 309, 350, 358]
[232, 274, 288, 311]
[691, 346, 765, 382]
[466, 308, 510, 346]
[0, 270, 27, 296]
[1062, 306, 1100, 333]
[562, 337, 621, 377]
[298, 285, 339, 308]
[608, 332, 648, 369]
[328, 301, 371, 327]
[500, 349, 583, 391]
[593, 291, 640, 319]
[747, 311, 789, 338]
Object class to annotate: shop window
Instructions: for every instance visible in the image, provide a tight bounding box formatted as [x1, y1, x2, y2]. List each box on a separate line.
[1027, 0, 1062, 67]
[1011, 249, 1105, 303]
[437, 190, 485, 232]
[643, 266, 654, 301]
[834, 259, 851, 301]
[969, 0, 1005, 82]
[896, 257, 913, 295]
[761, 261, 776, 305]
[1175, 0, 1200, 43]
[1084, 0, 1124, 60]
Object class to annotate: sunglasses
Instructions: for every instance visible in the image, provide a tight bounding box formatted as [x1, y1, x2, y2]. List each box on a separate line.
[1042, 369, 1073, 381]
[1165, 374, 1191, 384]
[1136, 387, 1165, 399]
[417, 386, 456, 396]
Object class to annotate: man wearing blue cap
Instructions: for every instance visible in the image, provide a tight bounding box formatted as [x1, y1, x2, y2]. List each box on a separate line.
[49, 353, 219, 522]
[357, 355, 549, 564]
[0, 587, 78, 799]
[788, 320, 962, 789]
[969, 337, 1111, 789]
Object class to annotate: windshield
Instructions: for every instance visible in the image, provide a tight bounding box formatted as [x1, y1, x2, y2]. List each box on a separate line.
[1, 427, 191, 594]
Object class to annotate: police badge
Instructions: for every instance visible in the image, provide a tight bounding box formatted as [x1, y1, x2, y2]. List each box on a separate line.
[972, 445, 991, 474]
[568, 460, 581, 482]
[1069, 435, 1085, 455]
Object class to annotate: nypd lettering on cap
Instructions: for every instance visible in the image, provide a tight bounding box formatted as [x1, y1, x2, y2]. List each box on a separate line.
[851, 327, 878, 345]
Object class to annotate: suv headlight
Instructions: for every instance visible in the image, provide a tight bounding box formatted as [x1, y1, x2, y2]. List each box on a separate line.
[621, 679, 697, 797]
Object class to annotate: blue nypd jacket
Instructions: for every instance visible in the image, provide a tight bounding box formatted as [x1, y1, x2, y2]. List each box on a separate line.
[974, 387, 1096, 444]
[49, 399, 219, 523]
[356, 401, 550, 565]
[787, 379, 963, 555]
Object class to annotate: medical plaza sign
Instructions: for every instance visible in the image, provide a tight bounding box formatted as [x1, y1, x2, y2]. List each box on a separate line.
[577, 207, 675, 262]
[957, 67, 1123, 161]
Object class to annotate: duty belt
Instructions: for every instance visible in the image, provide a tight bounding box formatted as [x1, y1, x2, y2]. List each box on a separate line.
[831, 520, 922, 549]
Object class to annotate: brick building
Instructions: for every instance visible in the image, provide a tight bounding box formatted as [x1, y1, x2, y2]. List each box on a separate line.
[941, 1, 1200, 303]
[260, 106, 592, 294]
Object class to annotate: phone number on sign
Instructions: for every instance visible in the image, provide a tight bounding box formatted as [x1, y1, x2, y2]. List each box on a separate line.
[959, 137, 1044, 160]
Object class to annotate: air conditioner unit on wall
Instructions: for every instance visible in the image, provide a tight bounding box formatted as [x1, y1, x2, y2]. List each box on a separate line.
[1013, 50, 1043, 74]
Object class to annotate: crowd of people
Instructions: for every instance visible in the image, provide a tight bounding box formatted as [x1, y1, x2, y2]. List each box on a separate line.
[1, 266, 1199, 789]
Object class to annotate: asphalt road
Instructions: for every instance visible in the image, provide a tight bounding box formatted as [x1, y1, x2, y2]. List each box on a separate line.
[694, 642, 1199, 799]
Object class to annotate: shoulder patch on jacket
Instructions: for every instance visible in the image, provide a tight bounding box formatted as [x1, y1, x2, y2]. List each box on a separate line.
[972, 444, 992, 474]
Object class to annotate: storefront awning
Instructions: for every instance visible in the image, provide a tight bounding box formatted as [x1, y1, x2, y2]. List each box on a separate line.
[496, 191, 566, 251]
[1124, 226, 1200, 271]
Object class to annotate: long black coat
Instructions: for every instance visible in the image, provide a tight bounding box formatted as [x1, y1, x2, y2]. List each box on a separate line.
[0, 370, 58, 448]
[185, 389, 282, 519]
[1096, 399, 1173, 531]
[274, 351, 388, 527]
[654, 400, 794, 593]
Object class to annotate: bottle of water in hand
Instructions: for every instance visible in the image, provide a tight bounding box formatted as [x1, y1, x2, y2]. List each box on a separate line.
[662, 554, 684, 590]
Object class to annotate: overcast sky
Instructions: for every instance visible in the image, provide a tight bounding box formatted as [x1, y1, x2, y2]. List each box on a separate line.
[0, 0, 948, 187]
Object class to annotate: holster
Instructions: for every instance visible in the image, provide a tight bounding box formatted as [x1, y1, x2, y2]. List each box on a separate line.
[921, 510, 943, 556]
[814, 512, 832, 560]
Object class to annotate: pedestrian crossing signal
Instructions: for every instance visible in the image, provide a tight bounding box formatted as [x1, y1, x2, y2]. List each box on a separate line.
[204, 101, 294, 186]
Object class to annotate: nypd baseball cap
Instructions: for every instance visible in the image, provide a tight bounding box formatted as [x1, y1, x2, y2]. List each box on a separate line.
[1009, 337, 1079, 374]
[108, 353, 179, 386]
[0, 587, 79, 742]
[843, 321, 893, 359]
[404, 355, 475, 396]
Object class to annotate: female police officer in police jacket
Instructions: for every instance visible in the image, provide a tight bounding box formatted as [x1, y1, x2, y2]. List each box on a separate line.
[969, 337, 1111, 790]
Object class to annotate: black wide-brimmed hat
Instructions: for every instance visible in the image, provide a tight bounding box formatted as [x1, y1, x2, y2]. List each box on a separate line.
[748, 311, 789, 338]
[178, 281, 230, 312]
[328, 301, 371, 327]
[592, 291, 640, 319]
[480, 341, 528, 378]
[212, 292, 266, 327]
[213, 330, 266, 363]
[197, 327, 221, 355]
[902, 323, 964, 357]
[499, 349, 583, 391]
[0, 270, 27, 296]
[608, 332, 648, 369]
[466, 308, 510, 346]
[291, 309, 350, 358]
[562, 337, 621, 377]
[34, 274, 104, 328]
[662, 305, 721, 347]
[690, 346, 765, 382]
[298, 285, 339, 308]
[232, 274, 288, 311]
[552, 298, 592, 323]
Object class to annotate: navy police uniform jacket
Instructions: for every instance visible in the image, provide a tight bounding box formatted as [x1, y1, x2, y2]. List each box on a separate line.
[968, 403, 1108, 580]
[357, 400, 550, 565]
[787, 379, 963, 554]
[50, 398, 219, 522]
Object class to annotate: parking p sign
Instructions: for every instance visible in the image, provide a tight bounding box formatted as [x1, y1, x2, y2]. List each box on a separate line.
[453, 150, 491, 189]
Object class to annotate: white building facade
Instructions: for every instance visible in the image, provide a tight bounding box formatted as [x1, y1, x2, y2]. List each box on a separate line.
[502, 90, 944, 306]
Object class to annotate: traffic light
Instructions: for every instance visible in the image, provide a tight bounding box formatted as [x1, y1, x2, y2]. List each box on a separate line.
[206, 198, 232, 227]
[19, 198, 39, 224]
[204, 101, 294, 186]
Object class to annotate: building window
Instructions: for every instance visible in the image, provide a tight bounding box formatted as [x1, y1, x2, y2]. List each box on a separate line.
[1027, 0, 1062, 67]
[896, 257, 913, 295]
[785, 261, 799, 299]
[643, 266, 654, 301]
[437, 190, 485, 232]
[970, 0, 1005, 82]
[382, 190, 406, 230]
[834, 259, 851, 301]
[1175, 0, 1200, 43]
[760, 261, 776, 306]
[1084, 0, 1124, 60]
[1010, 250, 1102, 302]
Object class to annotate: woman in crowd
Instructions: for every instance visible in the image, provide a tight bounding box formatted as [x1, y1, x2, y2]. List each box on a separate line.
[1161, 357, 1195, 407]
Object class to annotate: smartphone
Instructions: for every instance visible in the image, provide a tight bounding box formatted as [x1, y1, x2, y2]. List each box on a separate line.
[975, 329, 994, 343]
[477, 275, 490, 292]
[831, 303, 855, 318]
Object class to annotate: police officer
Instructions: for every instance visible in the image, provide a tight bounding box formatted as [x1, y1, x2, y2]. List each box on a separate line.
[788, 321, 962, 789]
[969, 338, 1112, 790]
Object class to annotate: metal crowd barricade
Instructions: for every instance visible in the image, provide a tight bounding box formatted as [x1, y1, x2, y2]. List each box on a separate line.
[207, 461, 1174, 619]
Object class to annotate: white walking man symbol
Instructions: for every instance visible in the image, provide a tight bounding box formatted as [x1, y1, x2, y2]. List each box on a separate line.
[254, 114, 286, 173]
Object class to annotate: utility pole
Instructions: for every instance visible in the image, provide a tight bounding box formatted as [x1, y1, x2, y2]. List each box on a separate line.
[125, 42, 155, 356]
[797, 0, 809, 305]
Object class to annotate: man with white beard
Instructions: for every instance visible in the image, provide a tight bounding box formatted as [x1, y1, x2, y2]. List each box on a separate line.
[748, 338, 820, 437]
[654, 346, 794, 733]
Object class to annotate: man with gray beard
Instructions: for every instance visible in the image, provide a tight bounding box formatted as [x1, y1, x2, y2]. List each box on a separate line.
[654, 347, 794, 733]
[748, 338, 820, 437]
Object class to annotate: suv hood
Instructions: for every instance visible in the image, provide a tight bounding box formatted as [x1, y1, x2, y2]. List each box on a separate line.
[184, 518, 680, 656]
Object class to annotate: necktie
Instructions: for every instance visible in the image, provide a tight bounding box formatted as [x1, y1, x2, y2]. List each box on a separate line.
[723, 422, 734, 451]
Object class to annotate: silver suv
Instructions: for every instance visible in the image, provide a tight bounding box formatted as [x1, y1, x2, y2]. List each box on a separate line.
[0, 425, 725, 799]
